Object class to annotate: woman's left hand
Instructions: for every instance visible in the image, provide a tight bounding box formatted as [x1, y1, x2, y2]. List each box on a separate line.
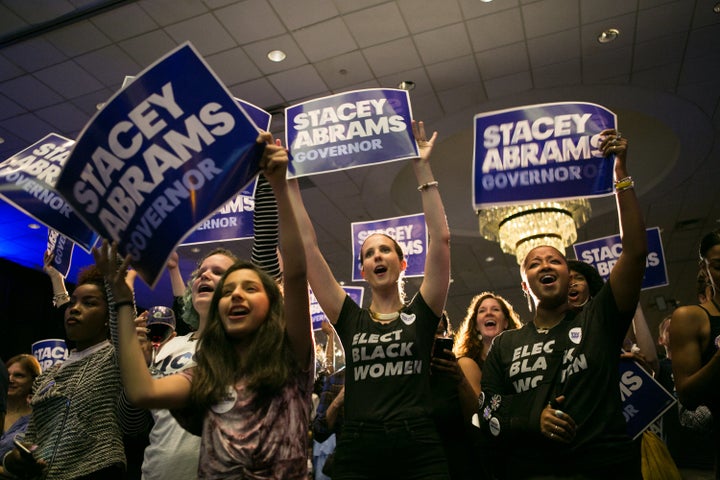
[412, 120, 438, 164]
[431, 351, 461, 381]
[541, 395, 577, 443]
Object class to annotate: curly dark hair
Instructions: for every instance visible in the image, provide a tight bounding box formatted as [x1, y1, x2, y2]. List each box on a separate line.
[567, 260, 604, 297]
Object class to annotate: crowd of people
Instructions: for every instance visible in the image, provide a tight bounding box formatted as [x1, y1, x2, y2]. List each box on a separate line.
[0, 123, 718, 480]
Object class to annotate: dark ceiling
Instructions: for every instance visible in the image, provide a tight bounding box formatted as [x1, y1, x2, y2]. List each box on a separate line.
[0, 0, 719, 330]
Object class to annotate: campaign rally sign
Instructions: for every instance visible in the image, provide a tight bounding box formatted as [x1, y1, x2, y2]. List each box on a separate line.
[620, 359, 676, 439]
[351, 214, 427, 282]
[237, 99, 272, 131]
[47, 228, 74, 278]
[473, 102, 617, 209]
[285, 88, 417, 178]
[310, 286, 364, 330]
[54, 43, 265, 287]
[0, 134, 96, 251]
[32, 338, 69, 371]
[181, 178, 256, 245]
[572, 227, 668, 290]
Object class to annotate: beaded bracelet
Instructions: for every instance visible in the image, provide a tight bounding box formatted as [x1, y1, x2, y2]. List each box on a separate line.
[52, 291, 70, 308]
[614, 176, 634, 192]
[417, 181, 439, 191]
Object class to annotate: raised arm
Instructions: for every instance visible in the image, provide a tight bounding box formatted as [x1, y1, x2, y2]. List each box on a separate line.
[251, 173, 282, 280]
[413, 121, 451, 316]
[44, 251, 70, 308]
[287, 179, 347, 324]
[166, 251, 186, 297]
[94, 241, 191, 410]
[602, 129, 648, 314]
[259, 133, 312, 365]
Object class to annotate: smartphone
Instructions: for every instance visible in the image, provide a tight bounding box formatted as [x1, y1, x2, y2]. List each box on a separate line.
[432, 337, 454, 359]
[13, 438, 35, 460]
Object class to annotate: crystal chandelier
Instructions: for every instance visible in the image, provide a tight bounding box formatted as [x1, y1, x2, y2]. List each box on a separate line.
[477, 199, 592, 264]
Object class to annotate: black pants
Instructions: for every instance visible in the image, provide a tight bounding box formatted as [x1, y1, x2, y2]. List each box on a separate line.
[333, 417, 450, 480]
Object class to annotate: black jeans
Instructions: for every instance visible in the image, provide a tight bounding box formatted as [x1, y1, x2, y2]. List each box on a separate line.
[333, 417, 450, 480]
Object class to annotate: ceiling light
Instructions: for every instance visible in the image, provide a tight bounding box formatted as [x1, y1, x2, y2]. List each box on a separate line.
[597, 28, 620, 44]
[397, 81, 415, 91]
[190, 247, 200, 253]
[715, 2, 720, 13]
[28, 223, 41, 230]
[481, 0, 493, 2]
[267, 50, 286, 62]
[477, 199, 592, 264]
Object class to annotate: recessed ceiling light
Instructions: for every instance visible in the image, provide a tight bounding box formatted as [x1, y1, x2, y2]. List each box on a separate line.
[597, 28, 620, 44]
[190, 247, 201, 253]
[481, 0, 493, 2]
[485, 256, 495, 263]
[28, 223, 41, 230]
[267, 50, 286, 62]
[397, 80, 415, 91]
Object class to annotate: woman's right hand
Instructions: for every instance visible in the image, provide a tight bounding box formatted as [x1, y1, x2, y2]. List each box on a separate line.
[92, 240, 133, 303]
[42, 251, 62, 279]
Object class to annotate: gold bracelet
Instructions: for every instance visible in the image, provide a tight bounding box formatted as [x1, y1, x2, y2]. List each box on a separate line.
[614, 176, 634, 192]
[417, 181, 439, 191]
[52, 291, 70, 308]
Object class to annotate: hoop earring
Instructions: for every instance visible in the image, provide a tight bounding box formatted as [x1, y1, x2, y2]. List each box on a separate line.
[525, 290, 534, 313]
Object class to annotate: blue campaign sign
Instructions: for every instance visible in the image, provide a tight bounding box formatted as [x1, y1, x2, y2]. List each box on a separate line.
[285, 88, 418, 178]
[351, 214, 427, 282]
[0, 134, 96, 251]
[572, 227, 668, 290]
[236, 99, 271, 131]
[54, 43, 264, 287]
[310, 286, 364, 330]
[473, 102, 617, 209]
[32, 338, 69, 371]
[619, 360, 676, 440]
[47, 228, 74, 278]
[181, 178, 256, 245]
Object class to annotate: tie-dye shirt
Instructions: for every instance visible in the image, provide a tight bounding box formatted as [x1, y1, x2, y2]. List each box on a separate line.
[179, 367, 313, 479]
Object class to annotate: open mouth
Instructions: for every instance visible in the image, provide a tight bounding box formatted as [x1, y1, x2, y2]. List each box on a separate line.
[373, 265, 387, 275]
[484, 320, 497, 327]
[540, 274, 555, 285]
[229, 305, 249, 316]
[197, 284, 214, 294]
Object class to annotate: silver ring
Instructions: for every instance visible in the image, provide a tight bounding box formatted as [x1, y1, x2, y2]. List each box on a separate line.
[550, 432, 554, 438]
[555, 409, 564, 419]
[555, 425, 559, 432]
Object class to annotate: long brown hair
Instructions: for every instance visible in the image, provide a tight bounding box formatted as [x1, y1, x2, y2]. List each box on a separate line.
[189, 260, 295, 412]
[454, 292, 521, 369]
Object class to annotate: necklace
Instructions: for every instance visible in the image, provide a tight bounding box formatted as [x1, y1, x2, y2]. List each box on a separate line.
[369, 308, 401, 322]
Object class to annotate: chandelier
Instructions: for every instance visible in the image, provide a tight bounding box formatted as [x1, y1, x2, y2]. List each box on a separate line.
[477, 199, 592, 264]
